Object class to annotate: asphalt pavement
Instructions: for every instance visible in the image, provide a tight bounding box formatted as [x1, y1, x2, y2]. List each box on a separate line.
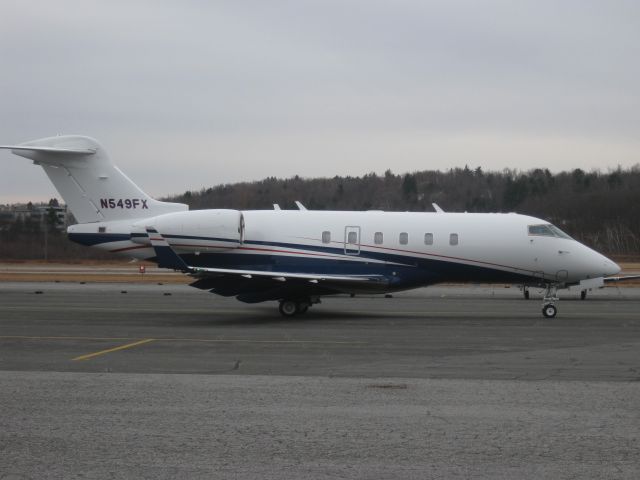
[1, 282, 638, 479]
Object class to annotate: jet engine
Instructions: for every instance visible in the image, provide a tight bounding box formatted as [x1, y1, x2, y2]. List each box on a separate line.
[130, 209, 244, 251]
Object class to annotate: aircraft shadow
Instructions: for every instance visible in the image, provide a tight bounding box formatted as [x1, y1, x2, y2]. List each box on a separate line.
[168, 308, 406, 327]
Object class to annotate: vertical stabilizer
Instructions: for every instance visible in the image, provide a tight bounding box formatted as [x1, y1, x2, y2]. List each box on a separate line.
[0, 135, 187, 223]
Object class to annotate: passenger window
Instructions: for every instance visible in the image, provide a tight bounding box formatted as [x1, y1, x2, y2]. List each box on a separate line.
[424, 233, 433, 245]
[449, 233, 458, 246]
[322, 231, 331, 243]
[374, 232, 383, 245]
[347, 231, 357, 244]
[399, 232, 408, 245]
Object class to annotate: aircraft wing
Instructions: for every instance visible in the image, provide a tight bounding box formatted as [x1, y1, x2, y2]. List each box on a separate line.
[187, 266, 386, 283]
[145, 227, 389, 290]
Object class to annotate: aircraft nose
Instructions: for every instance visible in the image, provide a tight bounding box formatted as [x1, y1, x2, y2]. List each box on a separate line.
[593, 251, 621, 277]
[604, 259, 621, 276]
[577, 244, 621, 279]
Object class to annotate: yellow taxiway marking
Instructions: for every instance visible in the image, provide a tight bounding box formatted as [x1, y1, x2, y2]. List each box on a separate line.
[0, 335, 366, 345]
[72, 338, 155, 361]
[0, 335, 367, 362]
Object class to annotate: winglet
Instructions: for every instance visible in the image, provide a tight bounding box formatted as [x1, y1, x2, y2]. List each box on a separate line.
[145, 227, 190, 271]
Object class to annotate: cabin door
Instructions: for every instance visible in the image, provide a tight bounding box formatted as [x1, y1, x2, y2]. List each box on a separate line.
[344, 226, 361, 255]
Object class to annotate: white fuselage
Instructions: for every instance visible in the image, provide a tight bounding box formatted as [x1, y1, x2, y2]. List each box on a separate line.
[67, 209, 620, 288]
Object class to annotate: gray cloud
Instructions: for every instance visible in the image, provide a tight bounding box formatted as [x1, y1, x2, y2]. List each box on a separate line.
[1, 0, 639, 202]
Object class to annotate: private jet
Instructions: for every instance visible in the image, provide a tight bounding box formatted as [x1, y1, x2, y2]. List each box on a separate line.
[1, 135, 626, 318]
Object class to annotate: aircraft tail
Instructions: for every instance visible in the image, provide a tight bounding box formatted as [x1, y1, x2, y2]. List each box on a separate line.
[0, 135, 187, 223]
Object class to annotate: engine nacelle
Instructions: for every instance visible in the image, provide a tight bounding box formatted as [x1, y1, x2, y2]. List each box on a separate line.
[131, 209, 244, 252]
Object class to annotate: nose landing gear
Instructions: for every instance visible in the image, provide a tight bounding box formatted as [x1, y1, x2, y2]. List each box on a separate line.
[541, 284, 559, 318]
[542, 303, 557, 318]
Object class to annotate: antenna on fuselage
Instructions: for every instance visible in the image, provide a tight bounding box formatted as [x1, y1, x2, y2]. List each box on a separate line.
[273, 204, 281, 210]
[432, 203, 445, 213]
[294, 201, 307, 211]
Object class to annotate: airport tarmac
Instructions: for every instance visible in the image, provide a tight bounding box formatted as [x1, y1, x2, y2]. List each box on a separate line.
[1, 282, 639, 479]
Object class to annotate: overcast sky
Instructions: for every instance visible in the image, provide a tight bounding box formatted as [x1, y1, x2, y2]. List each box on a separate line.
[1, 0, 639, 203]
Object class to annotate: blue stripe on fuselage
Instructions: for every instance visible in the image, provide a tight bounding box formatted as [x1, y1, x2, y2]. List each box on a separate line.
[68, 232, 131, 246]
[182, 251, 533, 286]
[68, 231, 538, 286]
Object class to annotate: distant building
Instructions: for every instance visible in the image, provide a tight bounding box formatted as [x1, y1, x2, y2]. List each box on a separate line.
[0, 203, 69, 231]
[0, 208, 13, 232]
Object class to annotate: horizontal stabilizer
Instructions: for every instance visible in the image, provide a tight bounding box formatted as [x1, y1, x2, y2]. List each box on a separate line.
[0, 145, 97, 155]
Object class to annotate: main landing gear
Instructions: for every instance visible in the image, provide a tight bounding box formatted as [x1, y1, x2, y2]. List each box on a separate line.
[541, 284, 559, 318]
[278, 298, 317, 317]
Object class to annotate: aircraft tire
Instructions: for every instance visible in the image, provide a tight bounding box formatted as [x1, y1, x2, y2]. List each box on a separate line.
[581, 290, 587, 300]
[279, 300, 298, 317]
[524, 289, 530, 300]
[296, 302, 309, 314]
[542, 303, 557, 318]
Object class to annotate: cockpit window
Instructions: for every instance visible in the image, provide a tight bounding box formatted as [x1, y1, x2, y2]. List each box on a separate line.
[548, 224, 573, 239]
[528, 224, 572, 239]
[528, 224, 555, 236]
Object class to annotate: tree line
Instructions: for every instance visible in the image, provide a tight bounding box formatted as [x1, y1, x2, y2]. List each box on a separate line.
[167, 166, 640, 257]
[1, 166, 639, 259]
